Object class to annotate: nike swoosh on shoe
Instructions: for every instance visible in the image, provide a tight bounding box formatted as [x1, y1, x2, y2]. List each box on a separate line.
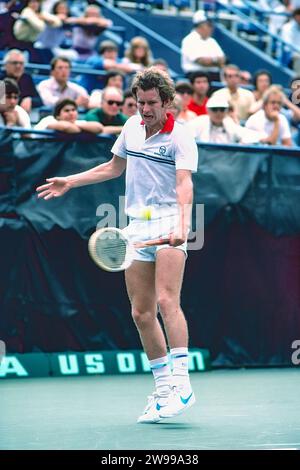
[180, 392, 193, 405]
[156, 403, 167, 411]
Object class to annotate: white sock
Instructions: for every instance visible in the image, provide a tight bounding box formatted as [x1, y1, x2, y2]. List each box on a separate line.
[170, 347, 191, 389]
[149, 356, 172, 403]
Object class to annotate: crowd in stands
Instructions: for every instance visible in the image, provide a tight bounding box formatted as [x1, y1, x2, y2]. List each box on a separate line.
[0, 1, 300, 147]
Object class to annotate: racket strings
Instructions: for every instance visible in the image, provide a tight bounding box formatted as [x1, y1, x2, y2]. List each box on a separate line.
[95, 235, 127, 270]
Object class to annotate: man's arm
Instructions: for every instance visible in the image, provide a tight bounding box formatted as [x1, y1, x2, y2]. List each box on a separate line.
[76, 121, 104, 134]
[281, 137, 292, 147]
[259, 116, 280, 145]
[169, 169, 193, 247]
[47, 121, 81, 133]
[36, 155, 126, 200]
[20, 96, 32, 113]
[102, 125, 124, 135]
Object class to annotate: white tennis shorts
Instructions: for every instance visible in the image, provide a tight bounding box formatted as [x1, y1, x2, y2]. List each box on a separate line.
[123, 214, 187, 262]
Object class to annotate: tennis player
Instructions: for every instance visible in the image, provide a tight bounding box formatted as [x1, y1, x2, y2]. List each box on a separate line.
[36, 67, 198, 423]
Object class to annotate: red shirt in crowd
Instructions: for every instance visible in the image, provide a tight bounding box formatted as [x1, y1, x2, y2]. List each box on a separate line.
[188, 97, 208, 116]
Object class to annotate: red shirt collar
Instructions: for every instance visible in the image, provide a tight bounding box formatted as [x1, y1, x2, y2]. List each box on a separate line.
[140, 112, 175, 133]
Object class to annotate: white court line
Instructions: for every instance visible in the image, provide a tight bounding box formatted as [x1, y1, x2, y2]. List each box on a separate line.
[248, 443, 300, 449]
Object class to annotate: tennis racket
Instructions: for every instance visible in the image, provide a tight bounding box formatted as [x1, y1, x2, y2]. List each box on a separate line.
[88, 227, 170, 272]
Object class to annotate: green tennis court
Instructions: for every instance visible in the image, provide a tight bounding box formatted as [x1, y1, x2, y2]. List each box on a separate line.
[1, 368, 299, 450]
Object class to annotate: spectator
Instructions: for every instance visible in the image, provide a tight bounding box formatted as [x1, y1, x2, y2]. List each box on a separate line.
[85, 86, 127, 135]
[35, 1, 78, 61]
[250, 70, 273, 114]
[288, 76, 300, 115]
[37, 56, 89, 107]
[0, 49, 42, 112]
[277, 80, 300, 144]
[245, 85, 292, 146]
[175, 81, 197, 122]
[239, 70, 252, 86]
[79, 40, 137, 93]
[13, 0, 62, 43]
[124, 36, 153, 70]
[168, 95, 183, 122]
[187, 71, 210, 116]
[281, 8, 300, 73]
[187, 95, 265, 144]
[212, 64, 256, 121]
[152, 58, 170, 74]
[181, 10, 225, 81]
[0, 78, 31, 128]
[0, 0, 24, 49]
[121, 90, 138, 118]
[71, 4, 112, 61]
[88, 69, 125, 108]
[35, 98, 103, 134]
[267, 0, 292, 36]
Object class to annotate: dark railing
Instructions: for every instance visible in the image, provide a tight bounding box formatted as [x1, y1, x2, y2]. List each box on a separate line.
[1, 124, 300, 152]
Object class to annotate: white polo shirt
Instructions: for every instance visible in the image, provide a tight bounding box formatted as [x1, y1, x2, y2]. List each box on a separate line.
[181, 30, 225, 74]
[245, 109, 291, 145]
[111, 113, 198, 219]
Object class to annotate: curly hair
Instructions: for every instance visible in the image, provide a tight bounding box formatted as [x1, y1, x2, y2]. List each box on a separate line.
[131, 67, 175, 104]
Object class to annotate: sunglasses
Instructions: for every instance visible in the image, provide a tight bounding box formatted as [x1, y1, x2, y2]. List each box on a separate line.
[106, 99, 123, 106]
[7, 61, 24, 66]
[210, 107, 227, 112]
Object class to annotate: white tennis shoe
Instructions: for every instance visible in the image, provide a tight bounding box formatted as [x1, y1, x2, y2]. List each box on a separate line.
[158, 385, 196, 419]
[137, 392, 170, 424]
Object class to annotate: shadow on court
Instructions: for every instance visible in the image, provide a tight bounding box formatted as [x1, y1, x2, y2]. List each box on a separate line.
[0, 369, 299, 450]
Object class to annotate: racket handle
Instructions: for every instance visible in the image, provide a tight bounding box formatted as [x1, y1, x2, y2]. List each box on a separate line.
[134, 237, 170, 249]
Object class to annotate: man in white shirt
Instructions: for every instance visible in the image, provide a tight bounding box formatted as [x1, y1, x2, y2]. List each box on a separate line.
[245, 86, 292, 146]
[212, 64, 256, 121]
[37, 57, 89, 108]
[281, 8, 300, 73]
[36, 68, 198, 424]
[187, 95, 265, 144]
[181, 10, 225, 81]
[0, 78, 31, 128]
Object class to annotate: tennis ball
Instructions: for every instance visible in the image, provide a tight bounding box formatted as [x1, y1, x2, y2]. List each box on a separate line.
[140, 206, 153, 220]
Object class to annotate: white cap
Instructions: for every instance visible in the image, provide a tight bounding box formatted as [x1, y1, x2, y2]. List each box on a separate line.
[207, 95, 229, 109]
[193, 10, 209, 25]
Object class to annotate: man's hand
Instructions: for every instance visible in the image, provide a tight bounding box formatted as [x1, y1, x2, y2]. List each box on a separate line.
[76, 95, 89, 108]
[168, 227, 188, 247]
[268, 110, 280, 122]
[197, 57, 213, 66]
[36, 177, 72, 200]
